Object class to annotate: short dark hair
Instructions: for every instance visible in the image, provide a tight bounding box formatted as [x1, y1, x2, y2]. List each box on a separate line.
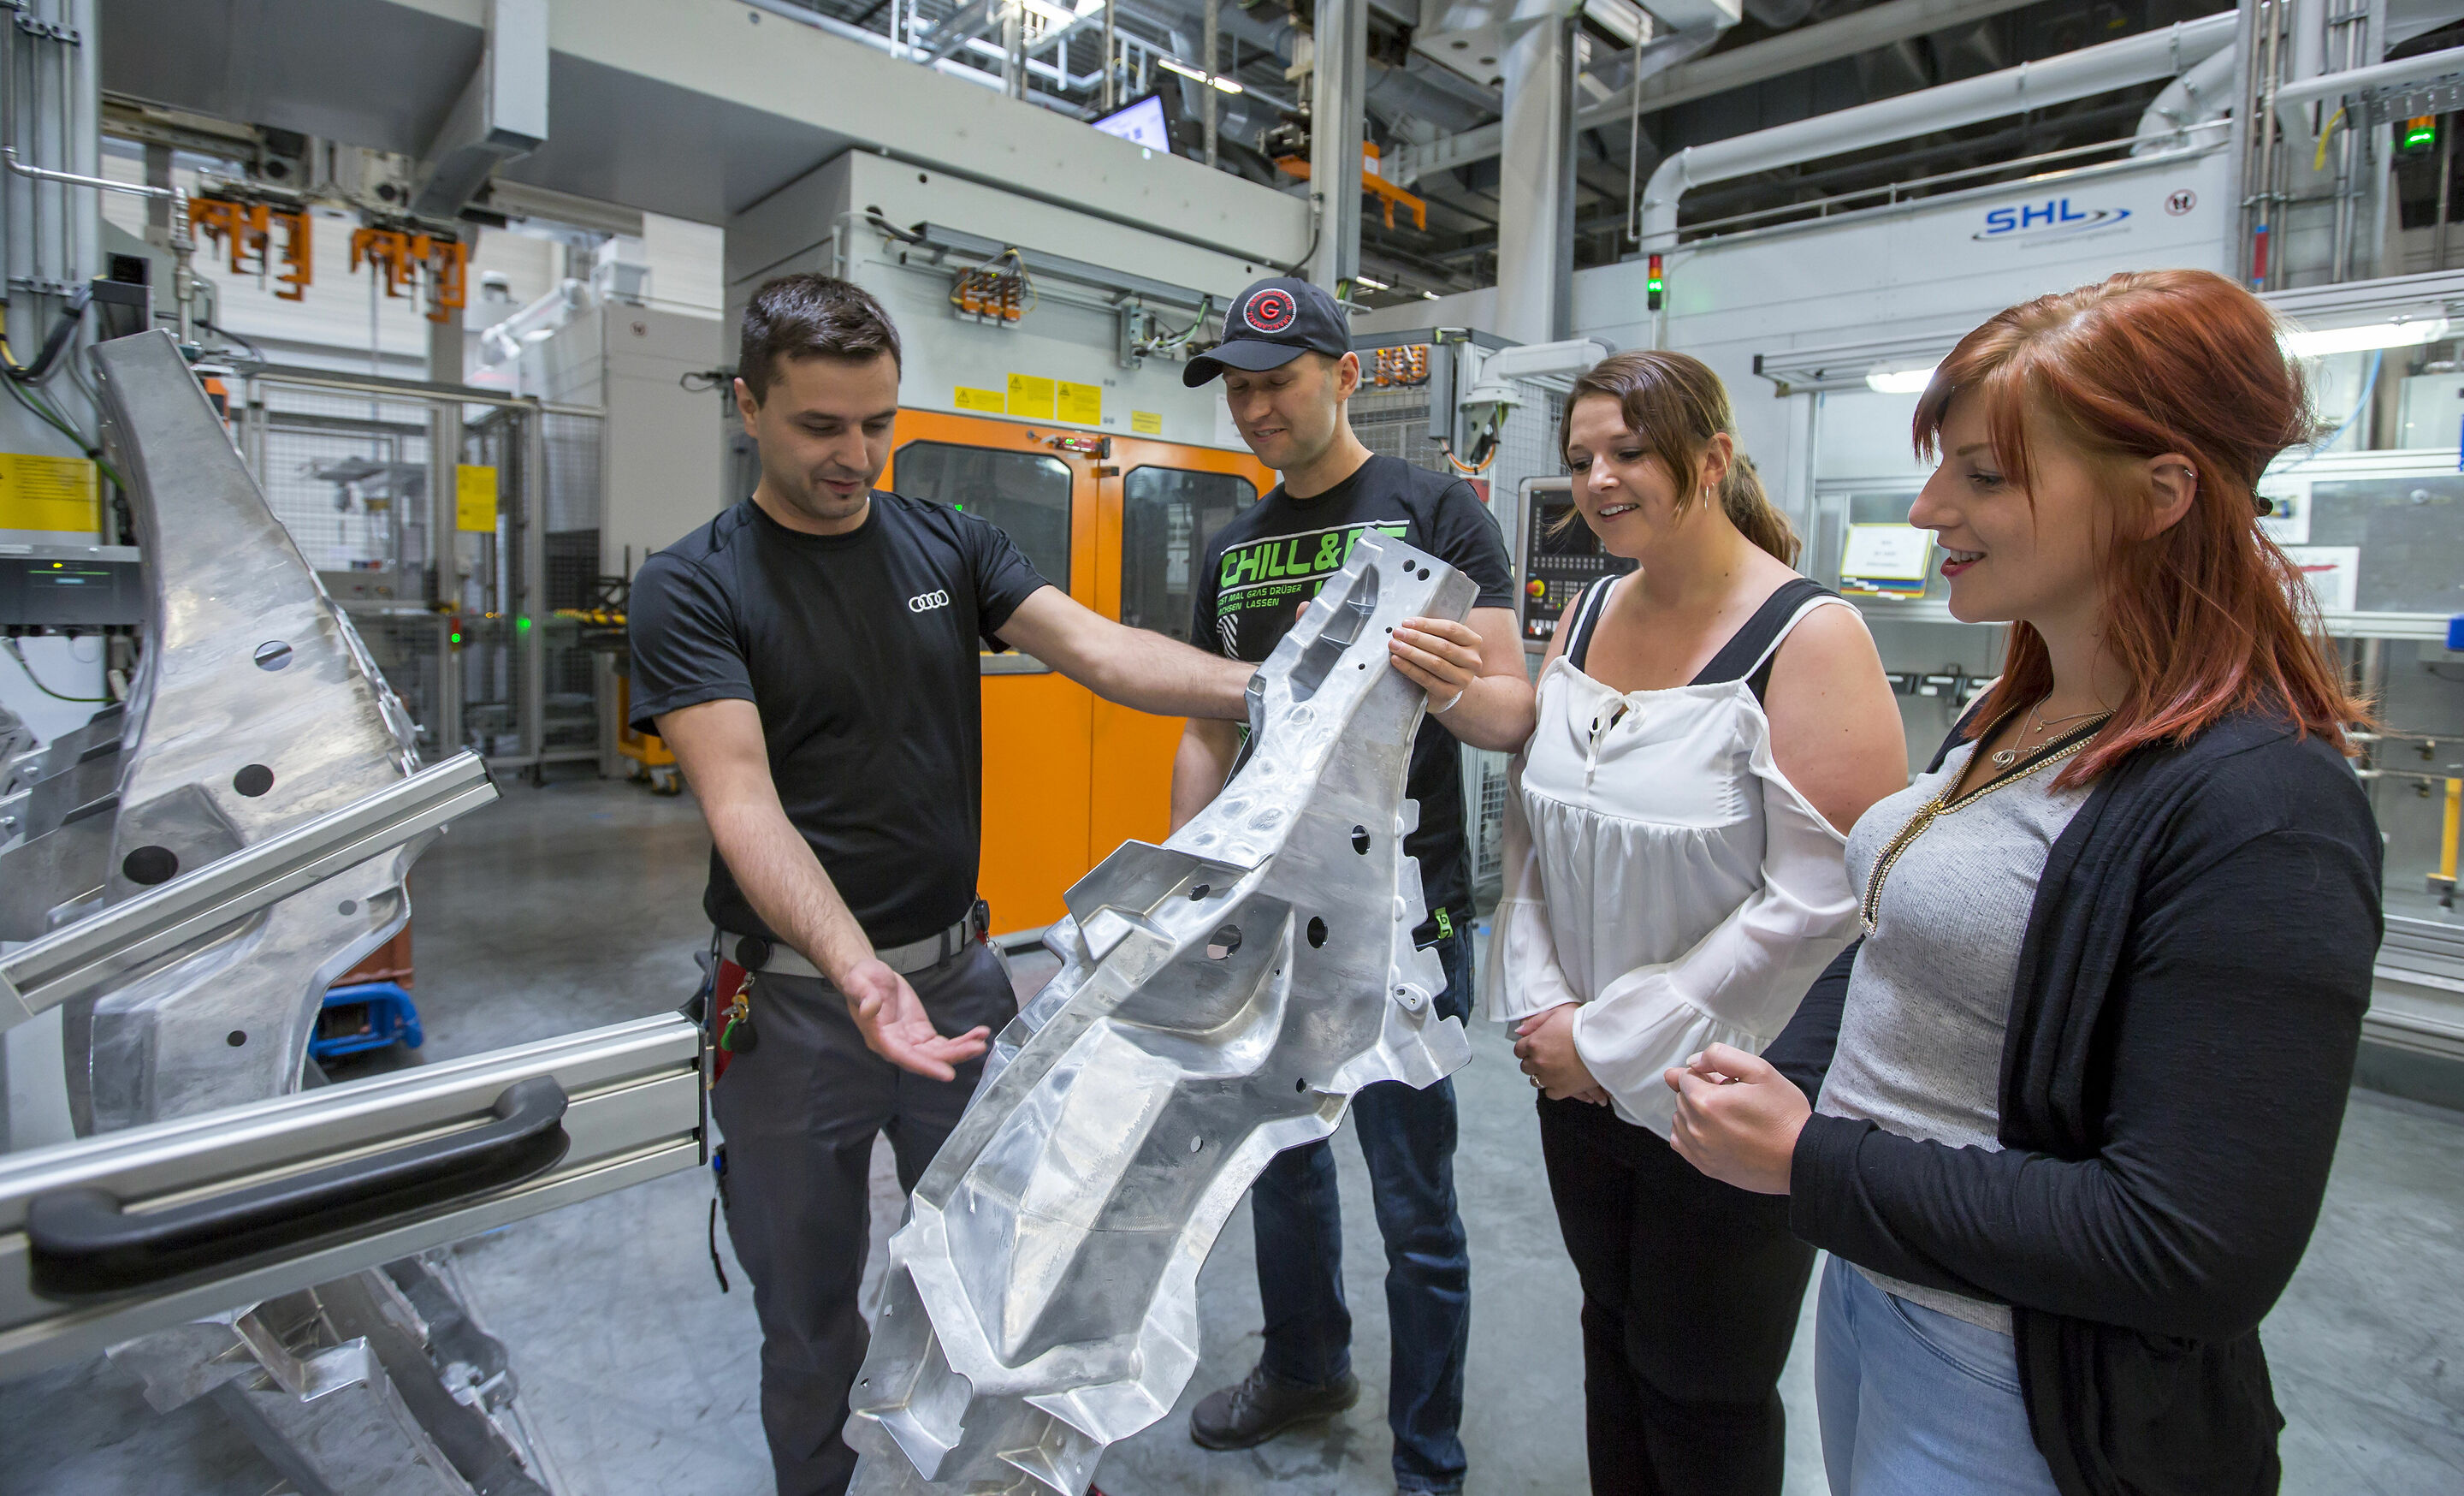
[737, 274, 903, 402]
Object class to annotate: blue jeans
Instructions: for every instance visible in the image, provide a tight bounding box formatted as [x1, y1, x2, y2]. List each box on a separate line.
[1815, 1256, 2063, 1496]
[1249, 932, 1472, 1495]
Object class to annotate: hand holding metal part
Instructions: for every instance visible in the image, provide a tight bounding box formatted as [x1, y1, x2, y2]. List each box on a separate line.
[845, 533, 1477, 1495]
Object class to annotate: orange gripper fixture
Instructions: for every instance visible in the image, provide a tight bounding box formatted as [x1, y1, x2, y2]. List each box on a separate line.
[273, 208, 312, 300]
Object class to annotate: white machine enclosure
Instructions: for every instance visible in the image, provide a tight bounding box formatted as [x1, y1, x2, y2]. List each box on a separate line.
[724, 151, 1281, 453]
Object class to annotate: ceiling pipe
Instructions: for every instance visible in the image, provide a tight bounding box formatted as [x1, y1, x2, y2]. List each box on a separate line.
[1637, 11, 2237, 248]
[2270, 40, 2464, 109]
[2132, 41, 2238, 150]
[2139, 2, 2464, 156]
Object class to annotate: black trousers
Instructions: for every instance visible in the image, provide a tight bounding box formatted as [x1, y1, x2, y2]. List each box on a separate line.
[710, 942, 1018, 1496]
[1537, 1094, 1816, 1496]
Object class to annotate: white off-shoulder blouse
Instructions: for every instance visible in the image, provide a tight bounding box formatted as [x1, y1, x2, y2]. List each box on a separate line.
[1482, 583, 1861, 1134]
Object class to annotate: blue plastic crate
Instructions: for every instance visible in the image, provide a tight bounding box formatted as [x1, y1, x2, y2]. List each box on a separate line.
[311, 981, 424, 1062]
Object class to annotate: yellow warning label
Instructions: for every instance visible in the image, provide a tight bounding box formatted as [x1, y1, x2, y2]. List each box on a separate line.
[955, 385, 1005, 413]
[1131, 410, 1164, 436]
[1057, 381, 1103, 425]
[1006, 373, 1057, 420]
[455, 465, 500, 532]
[0, 451, 101, 532]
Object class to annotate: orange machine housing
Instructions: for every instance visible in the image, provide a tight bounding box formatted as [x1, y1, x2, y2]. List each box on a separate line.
[883, 409, 1273, 936]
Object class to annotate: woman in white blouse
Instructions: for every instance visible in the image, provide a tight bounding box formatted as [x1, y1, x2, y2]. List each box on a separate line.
[1486, 350, 1904, 1495]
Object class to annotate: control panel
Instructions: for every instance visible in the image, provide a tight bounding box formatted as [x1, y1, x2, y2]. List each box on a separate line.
[1, 545, 144, 628]
[1514, 478, 1634, 652]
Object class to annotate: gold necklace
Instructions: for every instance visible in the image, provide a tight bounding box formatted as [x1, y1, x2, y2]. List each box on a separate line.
[1860, 722, 2106, 935]
[1989, 701, 2109, 769]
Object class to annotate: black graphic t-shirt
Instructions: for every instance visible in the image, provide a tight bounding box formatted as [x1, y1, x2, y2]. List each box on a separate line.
[629, 495, 1050, 947]
[1191, 454, 1517, 941]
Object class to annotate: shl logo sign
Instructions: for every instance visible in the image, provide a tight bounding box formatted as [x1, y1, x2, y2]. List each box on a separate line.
[1975, 198, 2133, 243]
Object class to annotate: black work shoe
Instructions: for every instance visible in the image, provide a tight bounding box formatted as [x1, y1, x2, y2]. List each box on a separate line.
[1188, 1364, 1361, 1450]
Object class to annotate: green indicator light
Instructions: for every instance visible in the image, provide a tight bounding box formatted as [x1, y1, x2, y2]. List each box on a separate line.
[2405, 116, 2437, 150]
[516, 616, 531, 632]
[449, 632, 462, 644]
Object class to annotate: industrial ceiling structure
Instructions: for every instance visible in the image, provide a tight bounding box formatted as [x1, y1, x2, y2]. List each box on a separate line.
[83, 0, 2301, 304]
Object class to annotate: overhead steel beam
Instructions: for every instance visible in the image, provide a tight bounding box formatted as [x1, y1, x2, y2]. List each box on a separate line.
[919, 0, 998, 68]
[1387, 0, 2051, 183]
[410, 0, 548, 220]
[1576, 0, 2048, 129]
[1313, 0, 1371, 288]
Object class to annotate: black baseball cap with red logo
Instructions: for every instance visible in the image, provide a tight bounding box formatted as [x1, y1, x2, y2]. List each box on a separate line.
[1183, 276, 1353, 388]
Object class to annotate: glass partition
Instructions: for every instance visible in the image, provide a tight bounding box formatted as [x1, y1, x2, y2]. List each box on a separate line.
[1120, 466, 1257, 643]
[895, 440, 1075, 592]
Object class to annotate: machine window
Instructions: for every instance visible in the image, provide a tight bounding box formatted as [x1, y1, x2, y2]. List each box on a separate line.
[1121, 466, 1258, 642]
[895, 442, 1075, 592]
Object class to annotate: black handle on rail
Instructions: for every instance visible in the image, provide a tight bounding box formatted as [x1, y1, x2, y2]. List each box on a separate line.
[27, 1077, 572, 1301]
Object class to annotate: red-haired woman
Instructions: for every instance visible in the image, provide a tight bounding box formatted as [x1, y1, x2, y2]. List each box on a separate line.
[1488, 350, 1905, 1495]
[1665, 269, 2382, 1495]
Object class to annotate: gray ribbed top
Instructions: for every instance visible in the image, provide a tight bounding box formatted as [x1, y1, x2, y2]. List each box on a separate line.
[1819, 739, 2091, 1333]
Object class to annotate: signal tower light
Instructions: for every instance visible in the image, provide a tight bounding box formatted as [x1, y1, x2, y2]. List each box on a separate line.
[1646, 252, 1664, 312]
[2405, 116, 2437, 152]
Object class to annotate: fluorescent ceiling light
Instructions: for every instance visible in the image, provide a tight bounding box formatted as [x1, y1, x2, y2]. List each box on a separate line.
[2281, 317, 2450, 357]
[1865, 365, 1937, 395]
[1423, 290, 1440, 300]
[1156, 53, 1242, 92]
[1354, 275, 1389, 291]
[1073, 0, 1105, 12]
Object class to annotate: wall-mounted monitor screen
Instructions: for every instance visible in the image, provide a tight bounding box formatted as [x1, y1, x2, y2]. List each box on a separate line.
[1092, 92, 1174, 154]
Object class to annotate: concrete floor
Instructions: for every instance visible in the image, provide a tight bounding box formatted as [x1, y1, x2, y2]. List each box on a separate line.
[4, 774, 2462, 1494]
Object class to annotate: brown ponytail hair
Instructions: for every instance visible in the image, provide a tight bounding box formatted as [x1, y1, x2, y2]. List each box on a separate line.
[1561, 350, 1800, 565]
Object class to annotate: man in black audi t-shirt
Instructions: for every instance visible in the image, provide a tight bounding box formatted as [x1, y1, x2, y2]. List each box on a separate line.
[630, 275, 1250, 1496]
[1170, 278, 1534, 1496]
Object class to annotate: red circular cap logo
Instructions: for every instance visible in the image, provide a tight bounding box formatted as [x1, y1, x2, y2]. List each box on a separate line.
[1243, 288, 1298, 335]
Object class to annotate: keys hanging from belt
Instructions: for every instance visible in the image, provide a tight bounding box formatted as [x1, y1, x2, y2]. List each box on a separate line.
[720, 969, 761, 1054]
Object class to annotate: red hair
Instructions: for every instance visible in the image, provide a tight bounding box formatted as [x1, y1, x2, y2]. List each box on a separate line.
[1913, 270, 2364, 783]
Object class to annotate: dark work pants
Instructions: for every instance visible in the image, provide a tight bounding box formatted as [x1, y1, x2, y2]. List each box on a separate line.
[710, 942, 1018, 1496]
[1249, 932, 1473, 1494]
[1537, 1094, 1816, 1496]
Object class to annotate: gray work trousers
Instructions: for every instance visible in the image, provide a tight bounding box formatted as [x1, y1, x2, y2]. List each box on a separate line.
[710, 941, 1018, 1496]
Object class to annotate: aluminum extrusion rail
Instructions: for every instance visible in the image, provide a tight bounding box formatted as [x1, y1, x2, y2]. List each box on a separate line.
[846, 533, 1476, 1495]
[0, 752, 498, 1029]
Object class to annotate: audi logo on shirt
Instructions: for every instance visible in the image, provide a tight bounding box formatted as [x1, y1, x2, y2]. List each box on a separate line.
[909, 589, 951, 614]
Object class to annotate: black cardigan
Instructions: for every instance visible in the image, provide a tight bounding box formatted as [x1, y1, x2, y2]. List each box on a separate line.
[1768, 709, 2382, 1496]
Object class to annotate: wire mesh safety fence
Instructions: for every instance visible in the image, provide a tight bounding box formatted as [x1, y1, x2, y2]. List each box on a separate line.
[247, 385, 435, 591]
[239, 376, 607, 768]
[1353, 371, 1564, 918]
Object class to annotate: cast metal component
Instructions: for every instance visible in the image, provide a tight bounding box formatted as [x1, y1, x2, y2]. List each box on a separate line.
[19, 329, 479, 1132]
[0, 330, 566, 1493]
[846, 533, 1475, 1495]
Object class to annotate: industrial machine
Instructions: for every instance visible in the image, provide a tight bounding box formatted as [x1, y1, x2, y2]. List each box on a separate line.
[0, 333, 703, 1491]
[847, 535, 1476, 1494]
[1512, 475, 1635, 654]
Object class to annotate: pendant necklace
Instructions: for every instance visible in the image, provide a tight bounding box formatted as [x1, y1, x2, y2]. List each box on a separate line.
[1989, 700, 2109, 770]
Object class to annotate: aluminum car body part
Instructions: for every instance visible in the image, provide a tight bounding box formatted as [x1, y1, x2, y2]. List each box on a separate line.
[0, 330, 550, 1493]
[15, 329, 483, 1133]
[846, 533, 1476, 1495]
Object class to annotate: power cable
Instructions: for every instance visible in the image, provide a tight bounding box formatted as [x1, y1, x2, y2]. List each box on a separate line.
[3, 637, 110, 703]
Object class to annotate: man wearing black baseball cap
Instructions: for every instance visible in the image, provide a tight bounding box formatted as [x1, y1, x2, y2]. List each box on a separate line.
[1170, 276, 1536, 1496]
